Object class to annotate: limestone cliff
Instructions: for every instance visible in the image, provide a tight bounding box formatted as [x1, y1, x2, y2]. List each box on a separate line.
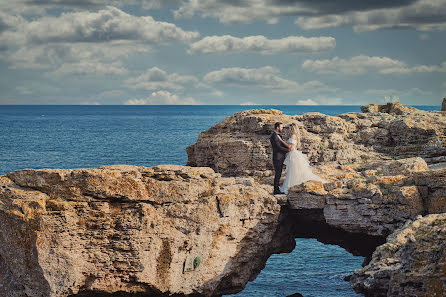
[0, 165, 288, 297]
[186, 102, 446, 296]
[350, 213, 446, 297]
[187, 102, 446, 177]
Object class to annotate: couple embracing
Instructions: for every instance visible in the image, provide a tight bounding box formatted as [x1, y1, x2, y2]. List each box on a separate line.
[270, 122, 326, 195]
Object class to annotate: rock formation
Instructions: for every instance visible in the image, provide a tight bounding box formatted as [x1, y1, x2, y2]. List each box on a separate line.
[287, 158, 434, 237]
[186, 102, 446, 296]
[350, 213, 446, 297]
[0, 165, 290, 297]
[187, 102, 446, 177]
[360, 102, 420, 114]
[2, 102, 446, 297]
[442, 97, 446, 111]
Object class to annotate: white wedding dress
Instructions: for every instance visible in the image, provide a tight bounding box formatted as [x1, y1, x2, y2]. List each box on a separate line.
[280, 138, 327, 194]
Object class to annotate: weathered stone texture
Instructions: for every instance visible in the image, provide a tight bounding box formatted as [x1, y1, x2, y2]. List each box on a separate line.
[187, 103, 446, 178]
[0, 165, 283, 297]
[287, 158, 445, 237]
[350, 213, 446, 297]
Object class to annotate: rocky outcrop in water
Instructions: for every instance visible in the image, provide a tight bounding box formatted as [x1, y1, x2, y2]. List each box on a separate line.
[187, 102, 446, 177]
[350, 213, 446, 297]
[186, 102, 446, 296]
[2, 102, 445, 297]
[0, 165, 288, 297]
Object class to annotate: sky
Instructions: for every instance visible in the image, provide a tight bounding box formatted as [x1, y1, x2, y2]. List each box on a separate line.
[0, 0, 446, 105]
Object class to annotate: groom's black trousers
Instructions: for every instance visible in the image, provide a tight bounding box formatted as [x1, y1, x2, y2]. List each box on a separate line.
[273, 158, 285, 193]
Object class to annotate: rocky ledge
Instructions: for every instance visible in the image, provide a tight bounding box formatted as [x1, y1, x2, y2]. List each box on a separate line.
[0, 165, 289, 297]
[187, 102, 446, 177]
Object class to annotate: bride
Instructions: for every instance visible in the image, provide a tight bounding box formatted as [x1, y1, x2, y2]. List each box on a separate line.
[278, 124, 327, 194]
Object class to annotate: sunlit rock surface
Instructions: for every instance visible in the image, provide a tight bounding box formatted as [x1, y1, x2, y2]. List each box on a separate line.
[350, 213, 446, 297]
[187, 102, 446, 177]
[187, 102, 446, 296]
[0, 165, 285, 297]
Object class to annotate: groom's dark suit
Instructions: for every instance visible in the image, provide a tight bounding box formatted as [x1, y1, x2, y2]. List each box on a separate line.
[270, 131, 290, 194]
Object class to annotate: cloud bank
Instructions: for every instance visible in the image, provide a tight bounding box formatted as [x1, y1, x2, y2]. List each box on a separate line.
[124, 91, 200, 105]
[174, 0, 446, 31]
[302, 55, 446, 75]
[204, 66, 338, 93]
[125, 67, 199, 91]
[189, 35, 335, 54]
[0, 7, 199, 74]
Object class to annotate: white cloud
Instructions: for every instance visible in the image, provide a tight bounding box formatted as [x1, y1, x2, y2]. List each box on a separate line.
[364, 88, 432, 97]
[296, 99, 318, 105]
[380, 62, 446, 74]
[174, 0, 300, 24]
[419, 33, 429, 40]
[5, 42, 148, 71]
[124, 91, 200, 105]
[203, 66, 340, 96]
[0, 7, 198, 72]
[203, 66, 337, 94]
[5, 0, 446, 33]
[18, 7, 198, 45]
[189, 35, 335, 54]
[302, 55, 406, 75]
[125, 67, 199, 91]
[303, 55, 446, 75]
[204, 66, 295, 89]
[174, 0, 411, 25]
[48, 61, 128, 76]
[0, 0, 183, 16]
[240, 101, 257, 105]
[295, 0, 446, 32]
[174, 0, 446, 32]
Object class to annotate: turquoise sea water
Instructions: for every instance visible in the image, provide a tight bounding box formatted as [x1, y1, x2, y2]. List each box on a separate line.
[0, 105, 440, 297]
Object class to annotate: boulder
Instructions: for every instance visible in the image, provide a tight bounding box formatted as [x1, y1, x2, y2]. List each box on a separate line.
[350, 213, 446, 296]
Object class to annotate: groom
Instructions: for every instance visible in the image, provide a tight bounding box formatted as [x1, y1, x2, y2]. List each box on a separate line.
[270, 122, 293, 195]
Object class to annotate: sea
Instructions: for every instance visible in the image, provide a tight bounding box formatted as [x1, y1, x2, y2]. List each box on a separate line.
[0, 105, 440, 297]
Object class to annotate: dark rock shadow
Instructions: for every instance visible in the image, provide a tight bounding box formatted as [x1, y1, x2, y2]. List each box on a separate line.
[280, 208, 386, 265]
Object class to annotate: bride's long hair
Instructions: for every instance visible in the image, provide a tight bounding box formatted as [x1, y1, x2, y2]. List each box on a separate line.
[289, 123, 301, 148]
[290, 123, 300, 140]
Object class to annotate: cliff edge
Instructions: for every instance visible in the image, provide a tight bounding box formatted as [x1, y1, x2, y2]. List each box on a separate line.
[0, 165, 288, 297]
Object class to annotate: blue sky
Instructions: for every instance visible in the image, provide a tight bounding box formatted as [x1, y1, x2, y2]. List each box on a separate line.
[0, 0, 445, 105]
